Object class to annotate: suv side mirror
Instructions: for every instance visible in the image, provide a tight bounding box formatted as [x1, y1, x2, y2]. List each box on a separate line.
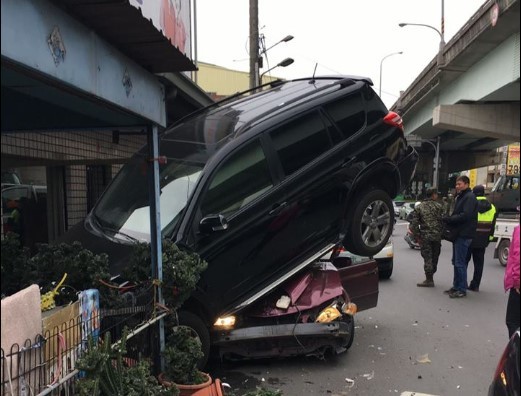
[199, 214, 229, 234]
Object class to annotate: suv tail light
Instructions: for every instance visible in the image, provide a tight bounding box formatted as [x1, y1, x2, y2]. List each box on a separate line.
[383, 111, 403, 131]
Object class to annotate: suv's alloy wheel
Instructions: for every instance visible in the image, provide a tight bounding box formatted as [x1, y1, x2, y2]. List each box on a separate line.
[344, 189, 393, 256]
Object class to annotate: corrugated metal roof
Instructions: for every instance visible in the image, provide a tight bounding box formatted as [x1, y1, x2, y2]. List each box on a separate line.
[49, 0, 196, 73]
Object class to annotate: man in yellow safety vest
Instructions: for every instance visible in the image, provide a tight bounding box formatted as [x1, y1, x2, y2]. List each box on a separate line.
[465, 185, 497, 291]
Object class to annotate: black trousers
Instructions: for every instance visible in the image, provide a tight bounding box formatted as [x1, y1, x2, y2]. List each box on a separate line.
[506, 288, 520, 339]
[465, 247, 486, 288]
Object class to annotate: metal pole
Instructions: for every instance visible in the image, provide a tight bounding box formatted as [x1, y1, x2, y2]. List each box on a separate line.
[441, 0, 445, 43]
[193, 0, 198, 85]
[433, 136, 441, 188]
[379, 51, 402, 97]
[147, 125, 165, 371]
[249, 0, 259, 89]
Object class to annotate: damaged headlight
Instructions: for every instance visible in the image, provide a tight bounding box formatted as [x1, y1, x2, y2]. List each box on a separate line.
[213, 315, 236, 329]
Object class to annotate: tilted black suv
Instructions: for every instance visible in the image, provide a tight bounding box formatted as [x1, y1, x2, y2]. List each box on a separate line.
[63, 75, 417, 360]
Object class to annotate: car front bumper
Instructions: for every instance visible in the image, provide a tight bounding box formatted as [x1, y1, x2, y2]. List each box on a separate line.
[212, 321, 351, 359]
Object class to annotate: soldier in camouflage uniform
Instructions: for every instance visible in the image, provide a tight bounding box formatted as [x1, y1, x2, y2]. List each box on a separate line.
[411, 187, 444, 287]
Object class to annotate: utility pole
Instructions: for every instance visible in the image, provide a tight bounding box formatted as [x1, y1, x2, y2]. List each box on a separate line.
[249, 0, 259, 89]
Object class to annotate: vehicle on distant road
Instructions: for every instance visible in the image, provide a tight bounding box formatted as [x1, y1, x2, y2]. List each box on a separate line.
[487, 174, 520, 214]
[328, 239, 394, 279]
[398, 202, 416, 220]
[393, 201, 405, 217]
[493, 213, 519, 266]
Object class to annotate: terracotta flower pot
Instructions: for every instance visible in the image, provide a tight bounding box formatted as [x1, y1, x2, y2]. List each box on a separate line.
[158, 371, 214, 396]
[192, 379, 224, 396]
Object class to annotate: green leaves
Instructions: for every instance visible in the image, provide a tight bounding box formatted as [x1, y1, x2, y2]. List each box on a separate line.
[129, 240, 208, 310]
[77, 329, 178, 396]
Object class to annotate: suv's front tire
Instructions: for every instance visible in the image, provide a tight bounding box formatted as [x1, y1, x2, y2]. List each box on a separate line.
[344, 189, 394, 256]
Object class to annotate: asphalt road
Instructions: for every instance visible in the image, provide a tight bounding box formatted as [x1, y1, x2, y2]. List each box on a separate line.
[207, 220, 510, 396]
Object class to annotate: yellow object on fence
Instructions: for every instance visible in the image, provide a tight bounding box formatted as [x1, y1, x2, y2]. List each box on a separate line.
[41, 273, 68, 311]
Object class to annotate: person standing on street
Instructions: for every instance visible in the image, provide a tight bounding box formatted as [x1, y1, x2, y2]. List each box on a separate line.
[504, 219, 520, 338]
[411, 187, 444, 287]
[443, 176, 478, 298]
[465, 185, 497, 292]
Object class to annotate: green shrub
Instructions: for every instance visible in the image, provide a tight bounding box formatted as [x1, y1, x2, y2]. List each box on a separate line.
[77, 329, 177, 396]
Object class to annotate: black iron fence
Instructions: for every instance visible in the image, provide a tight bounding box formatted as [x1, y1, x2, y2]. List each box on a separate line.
[1, 304, 161, 396]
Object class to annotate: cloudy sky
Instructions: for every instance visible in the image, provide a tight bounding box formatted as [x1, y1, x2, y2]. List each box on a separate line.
[194, 0, 486, 107]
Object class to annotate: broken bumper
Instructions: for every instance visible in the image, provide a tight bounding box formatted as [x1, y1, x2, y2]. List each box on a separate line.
[213, 321, 351, 359]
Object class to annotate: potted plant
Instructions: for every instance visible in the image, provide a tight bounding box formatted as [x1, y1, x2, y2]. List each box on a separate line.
[158, 325, 215, 395]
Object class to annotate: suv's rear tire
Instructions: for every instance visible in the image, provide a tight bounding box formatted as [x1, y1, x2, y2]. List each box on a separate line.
[344, 189, 394, 256]
[176, 311, 211, 369]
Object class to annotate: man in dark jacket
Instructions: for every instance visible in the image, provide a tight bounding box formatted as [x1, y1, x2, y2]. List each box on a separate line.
[465, 185, 497, 291]
[443, 176, 478, 298]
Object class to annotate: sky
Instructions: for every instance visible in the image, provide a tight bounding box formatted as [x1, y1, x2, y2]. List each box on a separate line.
[194, 0, 486, 108]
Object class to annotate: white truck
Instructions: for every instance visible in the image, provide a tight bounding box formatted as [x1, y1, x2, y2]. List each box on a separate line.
[493, 214, 519, 266]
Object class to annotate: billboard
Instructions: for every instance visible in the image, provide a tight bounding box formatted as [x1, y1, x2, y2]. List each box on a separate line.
[129, 0, 191, 58]
[507, 143, 520, 175]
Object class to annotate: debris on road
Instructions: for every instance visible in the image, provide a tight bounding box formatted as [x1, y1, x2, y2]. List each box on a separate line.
[416, 353, 431, 364]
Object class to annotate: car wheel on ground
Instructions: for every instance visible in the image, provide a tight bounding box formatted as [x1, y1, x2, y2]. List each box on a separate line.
[344, 189, 394, 256]
[498, 239, 510, 267]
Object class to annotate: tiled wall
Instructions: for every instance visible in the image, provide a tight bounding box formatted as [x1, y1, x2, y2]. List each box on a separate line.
[1, 130, 146, 231]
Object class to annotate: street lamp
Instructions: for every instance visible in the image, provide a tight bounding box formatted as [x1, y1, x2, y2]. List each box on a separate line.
[379, 51, 403, 97]
[260, 57, 294, 84]
[260, 35, 294, 59]
[399, 1, 446, 66]
[256, 34, 294, 87]
[408, 135, 441, 188]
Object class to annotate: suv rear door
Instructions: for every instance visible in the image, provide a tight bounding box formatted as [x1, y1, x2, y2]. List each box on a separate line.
[264, 110, 348, 271]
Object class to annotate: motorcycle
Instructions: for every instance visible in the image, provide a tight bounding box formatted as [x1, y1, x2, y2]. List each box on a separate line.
[211, 251, 379, 361]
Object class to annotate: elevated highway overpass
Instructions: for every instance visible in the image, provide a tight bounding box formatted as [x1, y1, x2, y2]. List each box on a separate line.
[391, 0, 519, 192]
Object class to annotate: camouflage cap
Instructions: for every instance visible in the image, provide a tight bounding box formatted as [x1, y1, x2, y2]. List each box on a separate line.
[426, 187, 440, 196]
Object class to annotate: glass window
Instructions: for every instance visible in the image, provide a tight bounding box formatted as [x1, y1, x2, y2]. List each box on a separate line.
[93, 141, 206, 241]
[270, 112, 332, 176]
[324, 93, 366, 139]
[200, 140, 273, 217]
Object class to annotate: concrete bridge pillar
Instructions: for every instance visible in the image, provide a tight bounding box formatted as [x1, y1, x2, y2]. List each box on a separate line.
[433, 103, 520, 140]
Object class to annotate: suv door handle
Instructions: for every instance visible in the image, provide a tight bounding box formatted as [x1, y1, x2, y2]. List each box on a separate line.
[269, 202, 288, 215]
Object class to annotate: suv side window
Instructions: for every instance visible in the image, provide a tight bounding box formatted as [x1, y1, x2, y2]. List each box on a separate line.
[270, 111, 332, 176]
[200, 139, 273, 217]
[324, 93, 365, 139]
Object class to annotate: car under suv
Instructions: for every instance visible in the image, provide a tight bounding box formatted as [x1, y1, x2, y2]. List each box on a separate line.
[62, 75, 417, 360]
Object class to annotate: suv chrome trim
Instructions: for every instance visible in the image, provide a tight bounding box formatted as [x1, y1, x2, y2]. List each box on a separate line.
[232, 243, 336, 313]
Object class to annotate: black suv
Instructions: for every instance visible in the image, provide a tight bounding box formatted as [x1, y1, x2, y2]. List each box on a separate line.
[63, 75, 417, 353]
